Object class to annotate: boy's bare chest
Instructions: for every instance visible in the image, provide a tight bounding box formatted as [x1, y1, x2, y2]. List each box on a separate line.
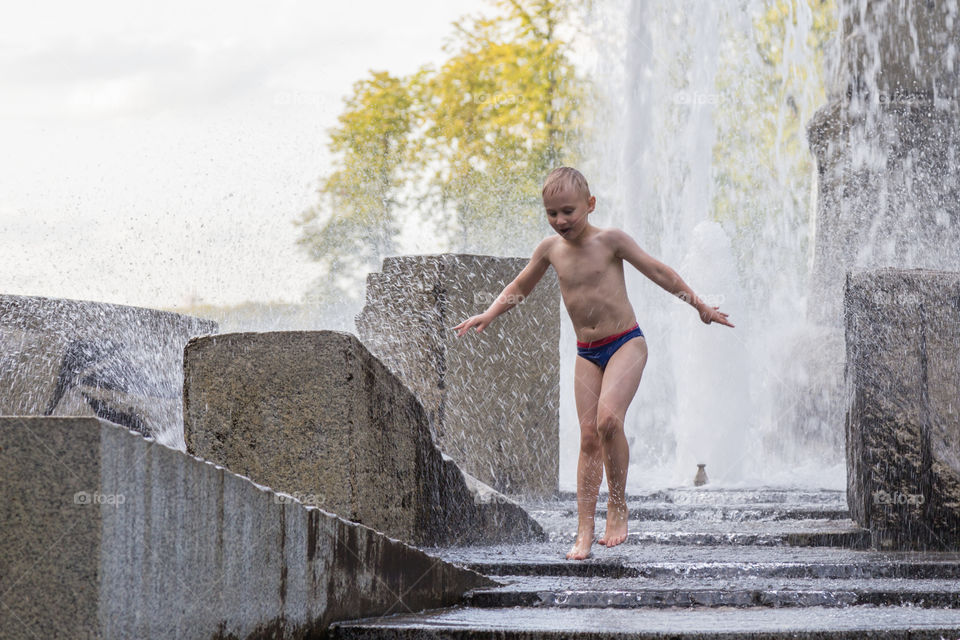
[552, 248, 620, 291]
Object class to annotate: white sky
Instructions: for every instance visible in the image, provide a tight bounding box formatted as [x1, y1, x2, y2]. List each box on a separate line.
[1, 0, 488, 308]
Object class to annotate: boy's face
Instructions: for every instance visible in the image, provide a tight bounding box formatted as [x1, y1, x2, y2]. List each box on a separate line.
[543, 185, 595, 241]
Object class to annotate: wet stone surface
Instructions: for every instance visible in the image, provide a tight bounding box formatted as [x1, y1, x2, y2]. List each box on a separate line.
[331, 487, 960, 638]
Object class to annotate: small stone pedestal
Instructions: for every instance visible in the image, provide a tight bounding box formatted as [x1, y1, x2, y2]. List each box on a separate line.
[845, 269, 960, 550]
[356, 254, 561, 496]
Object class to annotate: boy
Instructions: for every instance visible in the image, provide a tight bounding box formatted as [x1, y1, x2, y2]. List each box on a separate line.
[454, 167, 734, 560]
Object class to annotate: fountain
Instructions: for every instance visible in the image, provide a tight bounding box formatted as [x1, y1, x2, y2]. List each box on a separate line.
[570, 0, 847, 490]
[7, 0, 960, 637]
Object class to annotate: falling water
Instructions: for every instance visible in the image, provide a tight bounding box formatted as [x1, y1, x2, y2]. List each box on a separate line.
[562, 0, 847, 490]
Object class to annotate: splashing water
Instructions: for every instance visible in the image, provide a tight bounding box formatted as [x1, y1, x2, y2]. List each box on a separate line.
[556, 0, 960, 493]
[559, 0, 848, 491]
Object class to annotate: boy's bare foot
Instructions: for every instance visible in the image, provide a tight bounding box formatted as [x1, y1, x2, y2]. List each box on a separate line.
[598, 502, 629, 547]
[565, 531, 594, 560]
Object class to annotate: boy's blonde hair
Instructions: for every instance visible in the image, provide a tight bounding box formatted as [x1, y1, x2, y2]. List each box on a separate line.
[542, 167, 591, 200]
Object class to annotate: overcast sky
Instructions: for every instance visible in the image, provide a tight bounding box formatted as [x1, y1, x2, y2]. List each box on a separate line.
[1, 0, 489, 308]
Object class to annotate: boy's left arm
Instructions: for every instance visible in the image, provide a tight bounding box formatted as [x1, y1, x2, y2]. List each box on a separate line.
[610, 229, 734, 328]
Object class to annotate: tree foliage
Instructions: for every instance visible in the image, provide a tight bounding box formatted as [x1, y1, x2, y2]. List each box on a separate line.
[295, 72, 414, 302]
[295, 0, 585, 302]
[710, 0, 838, 296]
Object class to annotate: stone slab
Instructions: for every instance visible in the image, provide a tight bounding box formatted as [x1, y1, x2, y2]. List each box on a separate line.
[0, 417, 491, 640]
[0, 294, 217, 448]
[845, 268, 960, 549]
[331, 606, 960, 639]
[355, 254, 561, 496]
[183, 331, 545, 547]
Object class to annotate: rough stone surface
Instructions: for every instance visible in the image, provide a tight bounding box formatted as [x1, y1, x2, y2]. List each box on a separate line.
[799, 4, 960, 456]
[183, 330, 546, 547]
[0, 294, 217, 448]
[355, 254, 561, 496]
[845, 269, 960, 550]
[0, 417, 491, 640]
[808, 101, 960, 328]
[830, 1, 960, 103]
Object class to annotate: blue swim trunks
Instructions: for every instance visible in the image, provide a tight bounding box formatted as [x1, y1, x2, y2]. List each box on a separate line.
[576, 323, 645, 371]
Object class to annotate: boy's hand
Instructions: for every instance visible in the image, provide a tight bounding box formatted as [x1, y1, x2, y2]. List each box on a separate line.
[453, 313, 492, 337]
[698, 304, 734, 328]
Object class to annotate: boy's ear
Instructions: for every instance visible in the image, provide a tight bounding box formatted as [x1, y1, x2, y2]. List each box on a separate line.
[587, 195, 596, 213]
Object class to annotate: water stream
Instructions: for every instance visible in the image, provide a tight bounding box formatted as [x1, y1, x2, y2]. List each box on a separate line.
[565, 0, 846, 490]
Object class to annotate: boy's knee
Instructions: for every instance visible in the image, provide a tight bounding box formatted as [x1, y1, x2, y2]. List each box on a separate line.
[580, 428, 601, 454]
[596, 413, 622, 440]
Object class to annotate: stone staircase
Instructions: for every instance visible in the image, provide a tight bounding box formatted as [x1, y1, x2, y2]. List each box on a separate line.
[329, 487, 960, 638]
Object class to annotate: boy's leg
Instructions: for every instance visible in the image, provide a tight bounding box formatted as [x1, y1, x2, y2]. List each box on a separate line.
[566, 354, 604, 560]
[595, 337, 648, 548]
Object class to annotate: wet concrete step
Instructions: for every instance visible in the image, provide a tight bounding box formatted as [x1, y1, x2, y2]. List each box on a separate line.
[329, 605, 960, 639]
[464, 575, 960, 608]
[531, 518, 868, 548]
[434, 543, 960, 578]
[554, 488, 848, 506]
[518, 489, 865, 548]
[586, 504, 852, 521]
[346, 489, 960, 638]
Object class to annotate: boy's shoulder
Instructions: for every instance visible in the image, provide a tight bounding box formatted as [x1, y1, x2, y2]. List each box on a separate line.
[595, 226, 641, 251]
[534, 234, 561, 252]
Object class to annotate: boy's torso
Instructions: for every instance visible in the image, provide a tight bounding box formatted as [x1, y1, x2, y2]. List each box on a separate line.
[545, 228, 641, 343]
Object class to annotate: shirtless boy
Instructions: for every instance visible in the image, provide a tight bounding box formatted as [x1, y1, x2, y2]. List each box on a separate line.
[454, 167, 734, 560]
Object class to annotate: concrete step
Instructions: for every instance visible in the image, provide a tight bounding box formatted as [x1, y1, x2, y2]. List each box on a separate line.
[329, 605, 960, 639]
[530, 518, 868, 548]
[343, 488, 957, 638]
[464, 575, 960, 608]
[516, 488, 865, 548]
[589, 505, 852, 522]
[527, 502, 851, 522]
[553, 487, 848, 506]
[435, 544, 960, 579]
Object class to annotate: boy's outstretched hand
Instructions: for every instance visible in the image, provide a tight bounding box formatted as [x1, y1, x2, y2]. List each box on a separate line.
[699, 305, 735, 328]
[453, 313, 492, 337]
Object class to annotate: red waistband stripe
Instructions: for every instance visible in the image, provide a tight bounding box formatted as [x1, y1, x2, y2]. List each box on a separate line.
[577, 323, 640, 349]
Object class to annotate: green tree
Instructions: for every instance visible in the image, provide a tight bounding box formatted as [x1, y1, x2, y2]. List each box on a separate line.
[295, 0, 586, 301]
[711, 0, 837, 297]
[295, 71, 413, 303]
[417, 0, 585, 254]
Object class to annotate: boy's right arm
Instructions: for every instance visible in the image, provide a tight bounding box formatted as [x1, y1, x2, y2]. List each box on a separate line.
[454, 238, 553, 337]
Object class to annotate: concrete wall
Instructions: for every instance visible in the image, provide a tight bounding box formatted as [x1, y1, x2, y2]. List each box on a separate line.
[0, 417, 491, 640]
[183, 331, 545, 547]
[355, 254, 561, 496]
[0, 294, 216, 449]
[845, 269, 960, 550]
